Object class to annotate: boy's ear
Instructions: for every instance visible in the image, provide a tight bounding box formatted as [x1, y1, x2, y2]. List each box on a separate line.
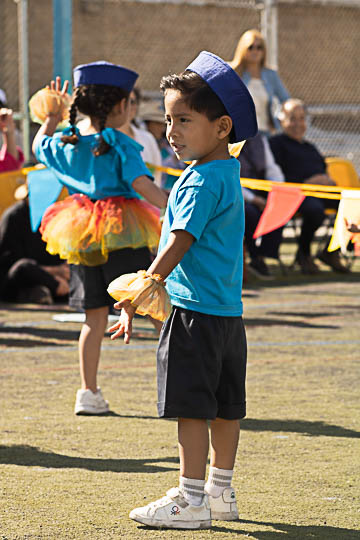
[217, 115, 233, 140]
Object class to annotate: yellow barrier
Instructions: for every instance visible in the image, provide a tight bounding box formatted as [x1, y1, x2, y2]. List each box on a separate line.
[2, 160, 359, 219]
[0, 169, 27, 217]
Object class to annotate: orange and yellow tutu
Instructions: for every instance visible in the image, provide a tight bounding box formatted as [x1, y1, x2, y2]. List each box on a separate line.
[40, 194, 161, 266]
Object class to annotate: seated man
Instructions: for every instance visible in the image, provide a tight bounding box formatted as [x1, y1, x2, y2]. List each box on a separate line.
[239, 132, 285, 279]
[270, 98, 348, 274]
[0, 184, 69, 304]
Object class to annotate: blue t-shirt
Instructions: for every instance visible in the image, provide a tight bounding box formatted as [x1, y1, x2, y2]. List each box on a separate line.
[34, 127, 152, 200]
[159, 157, 244, 316]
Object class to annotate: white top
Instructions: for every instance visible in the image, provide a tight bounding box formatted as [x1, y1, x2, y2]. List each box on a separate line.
[247, 78, 269, 132]
[242, 136, 284, 203]
[131, 125, 162, 186]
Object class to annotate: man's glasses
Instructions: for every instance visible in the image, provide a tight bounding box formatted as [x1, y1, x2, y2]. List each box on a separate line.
[248, 44, 263, 51]
[130, 99, 138, 106]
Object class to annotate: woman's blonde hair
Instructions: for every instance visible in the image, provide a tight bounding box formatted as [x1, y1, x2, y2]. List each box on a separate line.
[228, 29, 266, 75]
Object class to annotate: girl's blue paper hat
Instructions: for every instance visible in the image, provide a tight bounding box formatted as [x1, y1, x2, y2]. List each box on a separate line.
[73, 61, 138, 92]
[186, 51, 258, 142]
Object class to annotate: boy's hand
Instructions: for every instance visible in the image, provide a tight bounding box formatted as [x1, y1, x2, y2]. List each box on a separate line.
[107, 300, 136, 344]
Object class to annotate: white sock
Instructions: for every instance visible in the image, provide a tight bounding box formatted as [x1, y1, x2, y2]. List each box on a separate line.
[179, 476, 205, 506]
[205, 467, 233, 498]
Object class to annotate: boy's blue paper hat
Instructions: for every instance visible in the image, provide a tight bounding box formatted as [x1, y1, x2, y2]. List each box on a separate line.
[186, 51, 258, 142]
[73, 61, 138, 92]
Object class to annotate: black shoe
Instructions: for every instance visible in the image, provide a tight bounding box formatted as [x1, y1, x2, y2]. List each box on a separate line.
[248, 258, 274, 280]
[294, 250, 320, 275]
[317, 249, 350, 273]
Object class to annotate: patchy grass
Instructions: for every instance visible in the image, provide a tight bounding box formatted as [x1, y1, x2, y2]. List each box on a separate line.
[0, 254, 360, 539]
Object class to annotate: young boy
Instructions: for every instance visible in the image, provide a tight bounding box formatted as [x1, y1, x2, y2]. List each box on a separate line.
[109, 51, 257, 529]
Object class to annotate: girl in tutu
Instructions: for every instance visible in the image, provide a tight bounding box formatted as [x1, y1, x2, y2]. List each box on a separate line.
[32, 62, 168, 415]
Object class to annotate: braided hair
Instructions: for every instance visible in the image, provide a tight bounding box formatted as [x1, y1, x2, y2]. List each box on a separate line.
[61, 84, 129, 155]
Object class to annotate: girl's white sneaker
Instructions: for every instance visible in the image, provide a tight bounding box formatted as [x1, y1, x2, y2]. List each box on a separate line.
[74, 388, 109, 415]
[129, 487, 211, 529]
[208, 487, 239, 521]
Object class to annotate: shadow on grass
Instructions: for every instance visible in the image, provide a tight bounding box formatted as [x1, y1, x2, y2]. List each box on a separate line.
[97, 412, 175, 421]
[210, 519, 360, 539]
[0, 444, 179, 473]
[0, 302, 70, 313]
[245, 271, 360, 290]
[0, 325, 79, 344]
[243, 317, 339, 329]
[242, 418, 360, 439]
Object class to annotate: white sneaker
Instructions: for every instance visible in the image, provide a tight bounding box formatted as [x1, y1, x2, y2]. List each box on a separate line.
[129, 487, 211, 529]
[74, 388, 109, 415]
[208, 487, 239, 521]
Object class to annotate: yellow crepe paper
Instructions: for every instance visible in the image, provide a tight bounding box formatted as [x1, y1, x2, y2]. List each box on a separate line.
[29, 87, 71, 127]
[107, 270, 172, 322]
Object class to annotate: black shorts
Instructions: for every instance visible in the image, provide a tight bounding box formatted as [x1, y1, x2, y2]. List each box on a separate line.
[69, 247, 152, 311]
[157, 307, 247, 420]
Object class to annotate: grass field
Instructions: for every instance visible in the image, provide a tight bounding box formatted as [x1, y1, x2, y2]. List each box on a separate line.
[1, 247, 360, 539]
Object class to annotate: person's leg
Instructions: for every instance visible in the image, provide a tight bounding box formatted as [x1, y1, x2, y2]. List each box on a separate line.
[204, 418, 241, 521]
[298, 197, 325, 255]
[209, 417, 240, 470]
[244, 202, 262, 259]
[178, 417, 209, 480]
[74, 305, 110, 415]
[79, 306, 109, 393]
[258, 227, 284, 260]
[244, 203, 273, 279]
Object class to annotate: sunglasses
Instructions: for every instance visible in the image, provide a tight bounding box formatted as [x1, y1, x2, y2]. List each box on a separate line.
[130, 98, 138, 105]
[248, 44, 264, 51]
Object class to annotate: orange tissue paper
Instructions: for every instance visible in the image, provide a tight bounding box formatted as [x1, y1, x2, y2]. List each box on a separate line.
[107, 270, 172, 322]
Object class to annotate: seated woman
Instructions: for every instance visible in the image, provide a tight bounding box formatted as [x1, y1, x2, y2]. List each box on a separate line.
[229, 29, 290, 136]
[270, 98, 349, 274]
[0, 108, 24, 172]
[239, 133, 285, 279]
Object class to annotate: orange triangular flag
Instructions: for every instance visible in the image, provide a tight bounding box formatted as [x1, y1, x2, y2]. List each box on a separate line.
[253, 184, 305, 239]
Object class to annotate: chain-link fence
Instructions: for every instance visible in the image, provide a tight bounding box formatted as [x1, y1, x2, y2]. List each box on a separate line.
[1, 0, 359, 171]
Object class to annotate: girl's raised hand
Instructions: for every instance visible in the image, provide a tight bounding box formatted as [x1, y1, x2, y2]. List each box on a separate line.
[47, 76, 70, 97]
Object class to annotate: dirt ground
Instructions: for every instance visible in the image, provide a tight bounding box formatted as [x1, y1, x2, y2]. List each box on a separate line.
[0, 253, 360, 539]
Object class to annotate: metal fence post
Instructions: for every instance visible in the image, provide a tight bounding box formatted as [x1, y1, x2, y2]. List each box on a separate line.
[16, 0, 30, 162]
[261, 0, 278, 70]
[53, 0, 73, 91]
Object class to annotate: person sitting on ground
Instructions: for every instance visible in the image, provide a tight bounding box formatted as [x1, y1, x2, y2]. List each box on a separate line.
[0, 183, 69, 304]
[120, 88, 162, 186]
[269, 98, 349, 274]
[239, 132, 285, 279]
[0, 107, 24, 172]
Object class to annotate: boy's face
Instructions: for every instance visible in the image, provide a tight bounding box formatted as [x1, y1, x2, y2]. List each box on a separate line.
[164, 89, 231, 166]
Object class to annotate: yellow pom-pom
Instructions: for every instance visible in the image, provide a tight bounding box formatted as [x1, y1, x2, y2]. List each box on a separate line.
[108, 270, 172, 322]
[29, 88, 71, 126]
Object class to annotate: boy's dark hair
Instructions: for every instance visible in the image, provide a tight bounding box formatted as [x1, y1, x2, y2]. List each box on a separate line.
[61, 84, 129, 155]
[160, 71, 235, 143]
